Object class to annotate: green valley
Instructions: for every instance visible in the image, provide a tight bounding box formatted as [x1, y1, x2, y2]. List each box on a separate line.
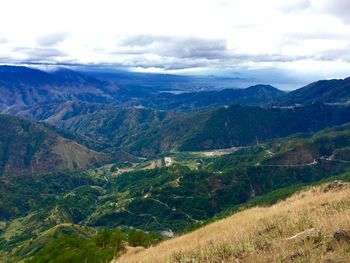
[2, 121, 350, 261]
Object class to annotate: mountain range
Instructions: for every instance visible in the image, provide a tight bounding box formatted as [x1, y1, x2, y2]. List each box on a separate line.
[1, 65, 350, 262]
[0, 66, 118, 111]
[1, 66, 350, 113]
[8, 100, 350, 155]
[124, 84, 285, 110]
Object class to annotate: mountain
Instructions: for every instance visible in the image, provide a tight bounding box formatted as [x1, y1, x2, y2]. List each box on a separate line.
[0, 66, 272, 113]
[127, 85, 285, 111]
[278, 77, 350, 105]
[114, 180, 350, 263]
[2, 66, 349, 113]
[0, 114, 108, 175]
[9, 101, 350, 156]
[0, 66, 118, 111]
[6, 101, 180, 151]
[128, 103, 350, 155]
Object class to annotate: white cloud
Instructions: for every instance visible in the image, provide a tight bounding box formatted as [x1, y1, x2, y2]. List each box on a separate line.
[0, 0, 349, 81]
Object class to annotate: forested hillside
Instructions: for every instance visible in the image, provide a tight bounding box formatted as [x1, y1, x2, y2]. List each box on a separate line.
[0, 115, 108, 175]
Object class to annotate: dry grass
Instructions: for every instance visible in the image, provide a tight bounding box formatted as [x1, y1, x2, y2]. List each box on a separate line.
[113, 181, 350, 263]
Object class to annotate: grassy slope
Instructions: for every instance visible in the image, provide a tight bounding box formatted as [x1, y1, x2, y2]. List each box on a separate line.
[115, 180, 350, 263]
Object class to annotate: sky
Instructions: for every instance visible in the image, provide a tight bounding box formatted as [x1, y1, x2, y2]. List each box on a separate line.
[0, 0, 350, 88]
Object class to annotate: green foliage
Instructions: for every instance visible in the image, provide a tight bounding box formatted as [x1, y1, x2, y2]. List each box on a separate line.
[92, 230, 126, 251]
[0, 115, 47, 174]
[15, 100, 350, 156]
[26, 229, 158, 263]
[126, 103, 350, 155]
[128, 229, 159, 247]
[279, 77, 350, 105]
[26, 234, 117, 263]
[0, 172, 96, 220]
[0, 114, 107, 176]
[91, 123, 350, 232]
[178, 103, 350, 151]
[2, 121, 350, 262]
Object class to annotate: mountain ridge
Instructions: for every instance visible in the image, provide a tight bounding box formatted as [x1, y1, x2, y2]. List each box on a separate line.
[0, 65, 119, 111]
[126, 84, 285, 110]
[0, 114, 109, 175]
[278, 76, 350, 105]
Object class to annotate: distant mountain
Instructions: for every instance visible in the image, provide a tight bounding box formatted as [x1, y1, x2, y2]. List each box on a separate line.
[128, 85, 285, 110]
[7, 101, 179, 151]
[0, 114, 108, 175]
[0, 66, 278, 113]
[278, 77, 350, 105]
[82, 69, 255, 94]
[0, 66, 118, 111]
[8, 101, 350, 156]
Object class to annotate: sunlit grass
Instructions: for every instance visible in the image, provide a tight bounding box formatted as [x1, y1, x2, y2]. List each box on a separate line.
[114, 181, 350, 263]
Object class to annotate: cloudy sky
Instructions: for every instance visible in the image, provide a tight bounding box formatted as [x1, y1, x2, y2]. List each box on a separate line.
[0, 0, 350, 86]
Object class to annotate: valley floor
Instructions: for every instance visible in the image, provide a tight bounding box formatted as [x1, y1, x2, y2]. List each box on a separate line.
[114, 181, 350, 263]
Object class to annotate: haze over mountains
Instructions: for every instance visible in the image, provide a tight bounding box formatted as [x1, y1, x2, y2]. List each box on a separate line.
[124, 84, 285, 110]
[1, 66, 350, 156]
[1, 65, 350, 262]
[1, 66, 350, 112]
[0, 66, 120, 112]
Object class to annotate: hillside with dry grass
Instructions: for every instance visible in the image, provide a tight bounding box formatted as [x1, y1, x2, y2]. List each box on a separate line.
[114, 180, 350, 263]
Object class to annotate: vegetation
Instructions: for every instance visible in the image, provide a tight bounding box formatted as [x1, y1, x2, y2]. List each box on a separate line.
[115, 180, 350, 263]
[0, 172, 96, 220]
[88, 123, 350, 232]
[2, 68, 350, 262]
[129, 103, 350, 154]
[26, 229, 159, 263]
[131, 84, 285, 110]
[0, 114, 107, 176]
[9, 99, 350, 156]
[278, 76, 350, 105]
[2, 122, 350, 261]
